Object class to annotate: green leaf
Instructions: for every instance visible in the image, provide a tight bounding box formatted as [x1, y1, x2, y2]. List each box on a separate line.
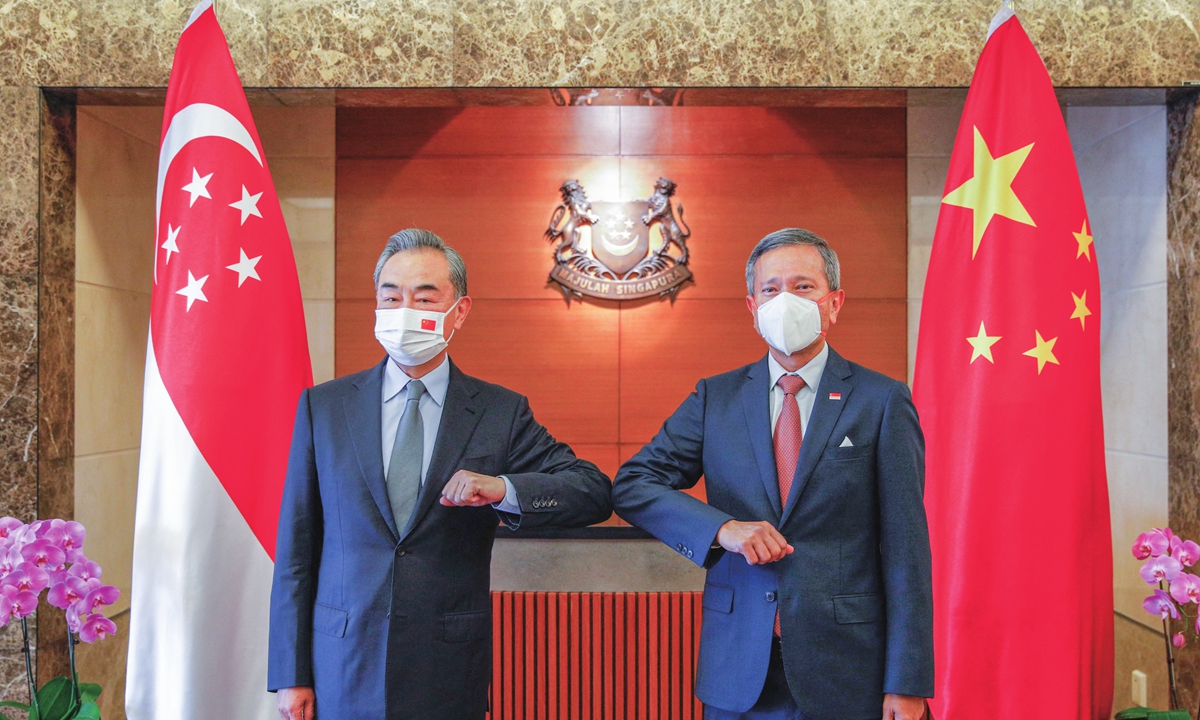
[36, 676, 76, 720]
[29, 703, 40, 720]
[72, 701, 101, 720]
[76, 685, 101, 705]
[0, 712, 13, 720]
[0, 703, 29, 710]
[1115, 709, 1152, 720]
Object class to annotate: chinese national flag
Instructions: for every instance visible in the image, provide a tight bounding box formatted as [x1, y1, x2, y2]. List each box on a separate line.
[127, 1, 312, 718]
[913, 7, 1113, 719]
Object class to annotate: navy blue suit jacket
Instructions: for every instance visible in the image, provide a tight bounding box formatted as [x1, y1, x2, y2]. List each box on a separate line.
[612, 347, 933, 720]
[268, 358, 612, 720]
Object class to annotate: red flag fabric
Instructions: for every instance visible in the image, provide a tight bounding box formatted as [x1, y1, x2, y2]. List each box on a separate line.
[913, 8, 1113, 719]
[127, 1, 311, 717]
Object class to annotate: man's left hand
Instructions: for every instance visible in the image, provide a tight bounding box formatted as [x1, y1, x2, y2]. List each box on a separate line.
[440, 470, 507, 507]
[882, 694, 927, 720]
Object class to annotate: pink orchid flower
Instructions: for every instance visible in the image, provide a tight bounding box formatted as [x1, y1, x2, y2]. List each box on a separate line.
[5, 563, 49, 595]
[1142, 555, 1184, 585]
[78, 613, 117, 643]
[1135, 531, 1171, 560]
[0, 549, 21, 579]
[0, 585, 38, 621]
[65, 603, 82, 633]
[67, 557, 101, 582]
[1172, 573, 1200, 605]
[78, 584, 119, 615]
[20, 539, 64, 570]
[0, 518, 23, 542]
[1173, 537, 1200, 567]
[1145, 589, 1181, 619]
[47, 576, 89, 610]
[1175, 633, 1187, 648]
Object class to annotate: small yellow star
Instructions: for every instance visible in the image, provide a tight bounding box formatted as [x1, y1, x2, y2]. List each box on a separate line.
[1022, 330, 1060, 374]
[942, 126, 1037, 258]
[1070, 291, 1092, 330]
[1073, 220, 1094, 260]
[967, 322, 1002, 364]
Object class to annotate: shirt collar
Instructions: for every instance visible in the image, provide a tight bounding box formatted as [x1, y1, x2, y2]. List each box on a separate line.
[767, 342, 829, 393]
[383, 354, 451, 407]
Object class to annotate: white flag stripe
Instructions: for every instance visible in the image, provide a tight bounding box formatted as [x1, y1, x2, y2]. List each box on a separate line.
[127, 333, 276, 720]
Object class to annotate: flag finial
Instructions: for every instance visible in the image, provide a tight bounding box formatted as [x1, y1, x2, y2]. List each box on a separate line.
[987, 0, 1016, 40]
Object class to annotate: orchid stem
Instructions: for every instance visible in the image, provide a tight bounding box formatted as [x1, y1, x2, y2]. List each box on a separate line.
[21, 617, 38, 717]
[1162, 580, 1182, 711]
[67, 629, 79, 708]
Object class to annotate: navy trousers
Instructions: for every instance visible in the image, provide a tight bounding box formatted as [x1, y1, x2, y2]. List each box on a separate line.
[703, 638, 810, 720]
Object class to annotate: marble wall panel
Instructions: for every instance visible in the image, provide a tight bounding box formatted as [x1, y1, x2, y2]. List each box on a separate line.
[36, 90, 76, 690]
[79, 0, 269, 87]
[0, 0, 80, 86]
[0, 88, 39, 278]
[1167, 88, 1200, 717]
[452, 0, 827, 87]
[492, 539, 704, 592]
[268, 0, 453, 87]
[0, 0, 1197, 89]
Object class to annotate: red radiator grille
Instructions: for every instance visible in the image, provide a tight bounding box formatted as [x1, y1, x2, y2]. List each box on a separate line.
[488, 591, 705, 720]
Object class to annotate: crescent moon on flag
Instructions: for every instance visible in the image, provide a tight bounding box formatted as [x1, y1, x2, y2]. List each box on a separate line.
[154, 103, 262, 284]
[601, 234, 639, 256]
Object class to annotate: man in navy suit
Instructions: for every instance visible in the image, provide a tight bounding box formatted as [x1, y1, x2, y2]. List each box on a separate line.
[613, 229, 933, 720]
[268, 229, 613, 720]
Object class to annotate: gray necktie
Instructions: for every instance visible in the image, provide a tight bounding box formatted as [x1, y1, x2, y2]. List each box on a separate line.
[387, 379, 426, 535]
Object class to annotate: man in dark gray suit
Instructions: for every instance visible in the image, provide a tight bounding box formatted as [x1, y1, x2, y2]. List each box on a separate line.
[268, 228, 612, 720]
[613, 229, 933, 720]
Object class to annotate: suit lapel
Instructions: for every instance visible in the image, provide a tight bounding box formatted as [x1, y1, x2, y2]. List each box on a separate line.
[401, 361, 484, 540]
[343, 358, 400, 542]
[740, 357, 782, 519]
[781, 347, 854, 526]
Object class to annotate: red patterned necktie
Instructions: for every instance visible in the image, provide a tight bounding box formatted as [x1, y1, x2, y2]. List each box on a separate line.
[773, 374, 805, 636]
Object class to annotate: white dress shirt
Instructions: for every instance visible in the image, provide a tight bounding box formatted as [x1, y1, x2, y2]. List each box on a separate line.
[767, 342, 830, 437]
[382, 356, 521, 514]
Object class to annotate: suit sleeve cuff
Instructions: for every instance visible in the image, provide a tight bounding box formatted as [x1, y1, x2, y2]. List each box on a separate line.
[492, 475, 522, 515]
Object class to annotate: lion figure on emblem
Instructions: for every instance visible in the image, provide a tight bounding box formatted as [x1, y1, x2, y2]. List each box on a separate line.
[642, 177, 691, 265]
[544, 179, 600, 264]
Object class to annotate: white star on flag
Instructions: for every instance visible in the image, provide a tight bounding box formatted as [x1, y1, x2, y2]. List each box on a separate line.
[229, 185, 263, 225]
[182, 168, 213, 206]
[175, 270, 209, 311]
[226, 248, 262, 287]
[161, 223, 182, 264]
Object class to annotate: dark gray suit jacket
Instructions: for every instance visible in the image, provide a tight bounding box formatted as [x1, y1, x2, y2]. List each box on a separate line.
[612, 348, 933, 720]
[268, 357, 612, 720]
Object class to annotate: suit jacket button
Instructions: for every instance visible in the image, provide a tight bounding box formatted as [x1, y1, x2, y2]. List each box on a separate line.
[396, 547, 407, 557]
[551, 500, 558, 507]
[687, 550, 693, 558]
[765, 591, 776, 602]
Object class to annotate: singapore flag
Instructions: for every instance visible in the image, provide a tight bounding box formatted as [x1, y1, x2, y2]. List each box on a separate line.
[126, 2, 311, 718]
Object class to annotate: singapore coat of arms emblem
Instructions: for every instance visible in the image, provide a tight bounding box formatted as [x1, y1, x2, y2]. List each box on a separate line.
[543, 177, 692, 302]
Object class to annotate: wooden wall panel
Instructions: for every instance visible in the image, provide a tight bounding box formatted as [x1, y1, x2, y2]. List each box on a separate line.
[335, 106, 908, 518]
[618, 107, 906, 158]
[619, 156, 908, 300]
[337, 157, 621, 300]
[338, 107, 621, 158]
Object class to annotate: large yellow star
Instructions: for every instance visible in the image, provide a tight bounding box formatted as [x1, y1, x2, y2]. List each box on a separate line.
[1022, 330, 1060, 374]
[1070, 291, 1092, 330]
[1073, 220, 1094, 260]
[967, 322, 1002, 364]
[942, 126, 1037, 258]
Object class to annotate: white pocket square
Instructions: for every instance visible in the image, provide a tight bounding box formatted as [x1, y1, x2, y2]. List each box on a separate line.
[839, 437, 854, 447]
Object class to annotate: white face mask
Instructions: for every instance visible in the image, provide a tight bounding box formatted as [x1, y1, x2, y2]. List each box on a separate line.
[374, 298, 462, 367]
[755, 291, 831, 356]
